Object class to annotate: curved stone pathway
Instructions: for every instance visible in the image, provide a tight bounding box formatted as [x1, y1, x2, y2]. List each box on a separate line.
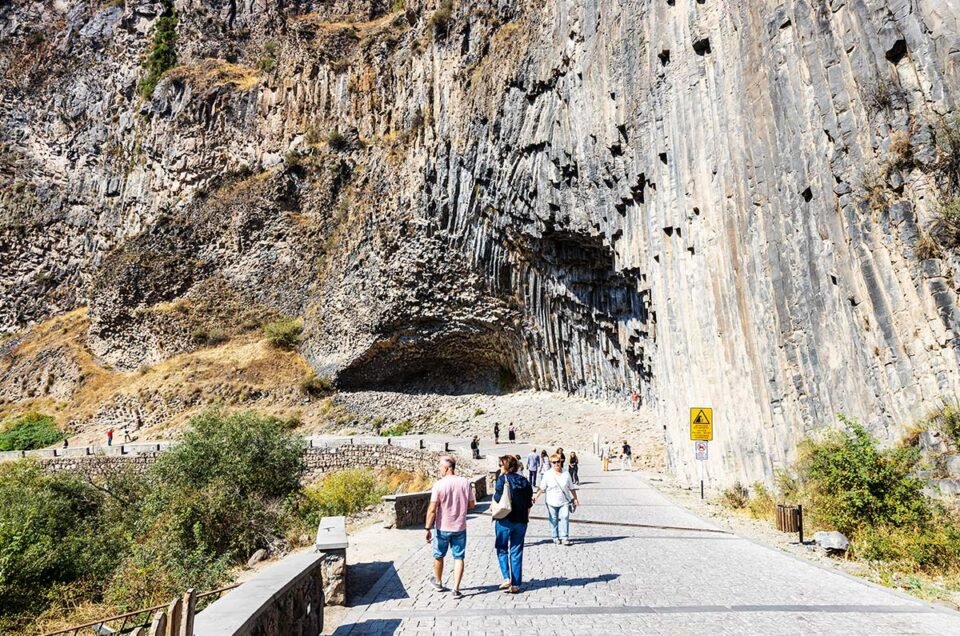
[333, 447, 960, 635]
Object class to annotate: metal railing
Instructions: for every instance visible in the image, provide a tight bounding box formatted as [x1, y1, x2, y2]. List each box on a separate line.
[42, 583, 240, 636]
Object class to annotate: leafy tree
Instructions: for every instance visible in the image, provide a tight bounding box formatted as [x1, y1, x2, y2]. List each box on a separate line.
[0, 412, 64, 450]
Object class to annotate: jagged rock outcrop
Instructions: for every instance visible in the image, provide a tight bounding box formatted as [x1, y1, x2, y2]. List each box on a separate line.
[3, 0, 960, 484]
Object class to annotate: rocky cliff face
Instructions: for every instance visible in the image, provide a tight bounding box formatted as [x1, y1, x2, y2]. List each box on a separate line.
[3, 0, 960, 484]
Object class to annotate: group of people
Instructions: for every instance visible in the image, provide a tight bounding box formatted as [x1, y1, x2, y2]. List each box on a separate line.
[599, 439, 633, 471]
[492, 422, 516, 444]
[424, 449, 581, 597]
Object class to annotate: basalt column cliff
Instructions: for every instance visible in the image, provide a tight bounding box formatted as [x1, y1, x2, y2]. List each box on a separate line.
[2, 0, 960, 484]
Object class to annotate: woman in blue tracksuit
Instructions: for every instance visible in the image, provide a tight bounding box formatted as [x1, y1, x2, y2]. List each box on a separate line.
[493, 454, 534, 594]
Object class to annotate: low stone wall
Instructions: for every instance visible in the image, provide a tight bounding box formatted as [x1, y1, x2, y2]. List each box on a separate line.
[37, 451, 162, 477]
[192, 551, 324, 636]
[384, 474, 490, 528]
[303, 444, 444, 480]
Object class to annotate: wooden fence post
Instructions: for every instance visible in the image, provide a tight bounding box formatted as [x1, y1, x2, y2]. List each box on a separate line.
[147, 610, 166, 636]
[179, 588, 196, 636]
[167, 596, 183, 636]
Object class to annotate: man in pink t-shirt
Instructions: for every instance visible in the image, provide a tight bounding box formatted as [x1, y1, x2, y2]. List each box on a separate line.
[425, 455, 475, 598]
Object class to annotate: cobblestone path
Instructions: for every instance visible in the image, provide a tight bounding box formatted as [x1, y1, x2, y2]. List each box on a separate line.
[334, 449, 960, 635]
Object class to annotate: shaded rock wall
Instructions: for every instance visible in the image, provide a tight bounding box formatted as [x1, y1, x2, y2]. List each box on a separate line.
[3, 0, 960, 484]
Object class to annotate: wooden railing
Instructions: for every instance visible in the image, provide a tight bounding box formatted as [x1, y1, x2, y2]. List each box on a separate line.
[43, 584, 239, 636]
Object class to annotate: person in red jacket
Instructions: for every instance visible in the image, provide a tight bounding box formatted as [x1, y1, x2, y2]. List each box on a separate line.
[107, 428, 114, 446]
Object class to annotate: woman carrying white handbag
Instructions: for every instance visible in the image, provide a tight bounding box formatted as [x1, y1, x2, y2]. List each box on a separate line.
[533, 452, 580, 545]
[491, 455, 534, 594]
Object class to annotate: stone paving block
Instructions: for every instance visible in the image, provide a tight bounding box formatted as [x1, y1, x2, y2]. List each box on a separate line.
[333, 454, 960, 635]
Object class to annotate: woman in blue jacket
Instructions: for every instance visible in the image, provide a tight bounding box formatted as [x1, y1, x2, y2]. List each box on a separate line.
[493, 454, 534, 594]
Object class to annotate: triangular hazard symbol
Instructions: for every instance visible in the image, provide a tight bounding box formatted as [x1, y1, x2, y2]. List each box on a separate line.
[693, 410, 709, 425]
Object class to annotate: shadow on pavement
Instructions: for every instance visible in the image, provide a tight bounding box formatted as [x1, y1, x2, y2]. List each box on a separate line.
[332, 618, 401, 635]
[524, 573, 620, 590]
[348, 562, 409, 606]
[526, 535, 629, 547]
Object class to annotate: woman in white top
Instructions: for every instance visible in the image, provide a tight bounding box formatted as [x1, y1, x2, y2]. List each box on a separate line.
[533, 452, 580, 545]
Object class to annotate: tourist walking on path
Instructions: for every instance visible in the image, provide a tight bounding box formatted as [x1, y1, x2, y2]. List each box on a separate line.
[425, 455, 476, 599]
[493, 455, 534, 594]
[470, 436, 480, 459]
[534, 453, 579, 545]
[525, 447, 541, 487]
[630, 390, 639, 410]
[537, 450, 549, 487]
[493, 422, 500, 444]
[600, 441, 610, 471]
[106, 428, 114, 447]
[555, 447, 566, 470]
[620, 440, 632, 471]
[508, 422, 516, 442]
[568, 452, 580, 485]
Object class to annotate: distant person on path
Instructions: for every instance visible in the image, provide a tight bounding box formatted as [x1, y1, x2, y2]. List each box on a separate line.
[600, 441, 610, 471]
[470, 436, 480, 459]
[106, 428, 114, 447]
[525, 447, 541, 487]
[534, 453, 580, 545]
[630, 390, 639, 411]
[494, 422, 500, 444]
[122, 425, 132, 443]
[555, 447, 566, 471]
[537, 450, 550, 487]
[425, 455, 475, 599]
[62, 438, 68, 449]
[569, 452, 580, 485]
[493, 454, 534, 594]
[508, 422, 516, 442]
[620, 440, 633, 471]
[515, 454, 523, 476]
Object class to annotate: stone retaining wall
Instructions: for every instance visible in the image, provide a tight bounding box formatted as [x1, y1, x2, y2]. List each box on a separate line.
[302, 444, 445, 480]
[192, 551, 324, 636]
[384, 475, 490, 528]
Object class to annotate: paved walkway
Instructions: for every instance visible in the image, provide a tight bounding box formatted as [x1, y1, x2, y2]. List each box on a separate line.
[334, 447, 960, 635]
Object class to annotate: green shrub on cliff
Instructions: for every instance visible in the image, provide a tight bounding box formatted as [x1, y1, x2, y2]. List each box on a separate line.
[0, 412, 64, 451]
[138, 8, 178, 99]
[299, 468, 387, 525]
[264, 317, 303, 349]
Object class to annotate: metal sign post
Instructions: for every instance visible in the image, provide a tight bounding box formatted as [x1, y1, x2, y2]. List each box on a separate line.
[691, 408, 713, 499]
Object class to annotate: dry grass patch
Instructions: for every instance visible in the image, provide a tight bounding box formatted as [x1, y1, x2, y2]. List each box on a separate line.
[165, 59, 261, 92]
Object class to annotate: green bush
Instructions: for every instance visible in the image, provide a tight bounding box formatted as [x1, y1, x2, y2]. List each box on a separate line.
[300, 469, 387, 526]
[263, 318, 303, 349]
[747, 482, 776, 520]
[720, 481, 749, 509]
[0, 462, 120, 618]
[300, 372, 333, 396]
[852, 512, 960, 574]
[926, 400, 960, 445]
[0, 412, 64, 451]
[797, 417, 928, 536]
[428, 0, 454, 37]
[380, 419, 413, 437]
[327, 131, 349, 152]
[138, 8, 178, 98]
[932, 197, 960, 251]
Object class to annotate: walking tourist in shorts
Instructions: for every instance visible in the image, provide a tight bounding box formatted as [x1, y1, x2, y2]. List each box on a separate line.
[425, 455, 476, 599]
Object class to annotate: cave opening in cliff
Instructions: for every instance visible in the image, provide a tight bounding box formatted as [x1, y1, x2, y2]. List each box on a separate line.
[335, 326, 519, 395]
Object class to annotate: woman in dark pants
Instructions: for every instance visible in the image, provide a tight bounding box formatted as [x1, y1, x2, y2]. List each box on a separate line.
[493, 455, 534, 594]
[568, 452, 580, 485]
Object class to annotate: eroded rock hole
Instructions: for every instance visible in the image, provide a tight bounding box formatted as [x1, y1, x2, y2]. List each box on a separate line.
[658, 50, 670, 66]
[802, 187, 813, 202]
[659, 152, 668, 164]
[886, 39, 907, 65]
[693, 38, 711, 56]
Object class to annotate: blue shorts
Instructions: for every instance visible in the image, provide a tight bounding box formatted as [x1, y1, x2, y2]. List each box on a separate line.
[433, 530, 467, 560]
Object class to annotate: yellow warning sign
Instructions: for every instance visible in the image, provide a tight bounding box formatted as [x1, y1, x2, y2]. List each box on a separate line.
[690, 407, 713, 441]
